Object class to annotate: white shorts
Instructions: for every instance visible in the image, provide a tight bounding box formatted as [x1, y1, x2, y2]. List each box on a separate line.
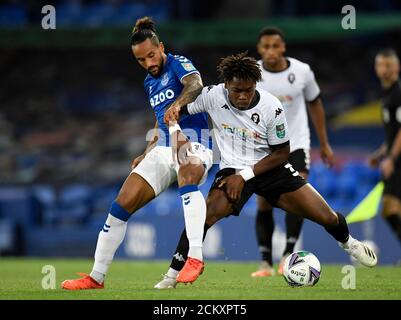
[131, 143, 213, 196]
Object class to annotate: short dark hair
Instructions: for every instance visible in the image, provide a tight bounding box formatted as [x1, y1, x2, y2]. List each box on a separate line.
[376, 48, 399, 60]
[217, 51, 262, 83]
[258, 26, 285, 42]
[131, 16, 160, 46]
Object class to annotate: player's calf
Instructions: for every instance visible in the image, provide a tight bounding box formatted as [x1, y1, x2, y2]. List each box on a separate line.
[62, 172, 156, 288]
[277, 185, 377, 267]
[115, 173, 155, 213]
[323, 212, 378, 267]
[178, 161, 207, 263]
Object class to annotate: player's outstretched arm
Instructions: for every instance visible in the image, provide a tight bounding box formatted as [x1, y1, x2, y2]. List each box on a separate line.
[253, 143, 290, 176]
[380, 128, 401, 178]
[164, 84, 211, 125]
[166, 73, 203, 120]
[369, 142, 388, 168]
[175, 73, 203, 106]
[219, 143, 290, 202]
[307, 98, 334, 167]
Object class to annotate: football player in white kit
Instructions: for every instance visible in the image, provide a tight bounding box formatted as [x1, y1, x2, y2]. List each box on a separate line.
[251, 27, 335, 277]
[154, 52, 376, 288]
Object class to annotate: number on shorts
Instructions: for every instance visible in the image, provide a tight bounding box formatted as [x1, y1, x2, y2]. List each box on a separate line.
[285, 163, 299, 176]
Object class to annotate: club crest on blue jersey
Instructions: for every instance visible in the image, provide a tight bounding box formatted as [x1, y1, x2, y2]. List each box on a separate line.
[161, 73, 169, 86]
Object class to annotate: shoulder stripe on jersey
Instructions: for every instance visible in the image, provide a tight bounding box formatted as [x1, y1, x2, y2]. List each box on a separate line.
[180, 70, 200, 82]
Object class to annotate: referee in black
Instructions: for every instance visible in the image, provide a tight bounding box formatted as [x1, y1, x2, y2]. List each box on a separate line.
[370, 48, 401, 264]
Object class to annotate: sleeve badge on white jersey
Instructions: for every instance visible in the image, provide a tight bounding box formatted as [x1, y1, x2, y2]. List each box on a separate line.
[276, 123, 286, 138]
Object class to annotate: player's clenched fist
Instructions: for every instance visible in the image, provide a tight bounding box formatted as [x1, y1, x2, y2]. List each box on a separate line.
[218, 174, 245, 202]
[164, 104, 181, 124]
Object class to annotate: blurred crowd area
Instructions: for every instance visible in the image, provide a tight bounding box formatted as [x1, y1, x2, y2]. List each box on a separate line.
[1, 48, 151, 184]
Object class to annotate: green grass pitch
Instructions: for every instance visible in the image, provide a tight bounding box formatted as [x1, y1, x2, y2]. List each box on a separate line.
[1, 258, 401, 300]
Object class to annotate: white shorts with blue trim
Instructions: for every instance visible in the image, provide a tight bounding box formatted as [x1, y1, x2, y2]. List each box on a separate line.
[131, 143, 213, 196]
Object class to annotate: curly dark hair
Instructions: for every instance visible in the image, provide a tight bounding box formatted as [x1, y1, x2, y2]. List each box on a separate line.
[217, 52, 261, 83]
[131, 16, 159, 46]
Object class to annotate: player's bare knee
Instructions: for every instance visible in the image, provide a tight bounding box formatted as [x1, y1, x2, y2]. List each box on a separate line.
[115, 192, 133, 212]
[205, 207, 225, 226]
[115, 189, 143, 213]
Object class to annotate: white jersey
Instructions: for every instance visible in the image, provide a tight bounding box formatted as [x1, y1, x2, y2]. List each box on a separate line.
[257, 57, 320, 152]
[187, 84, 289, 170]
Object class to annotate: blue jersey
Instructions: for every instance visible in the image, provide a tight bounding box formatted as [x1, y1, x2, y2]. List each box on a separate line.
[144, 53, 210, 147]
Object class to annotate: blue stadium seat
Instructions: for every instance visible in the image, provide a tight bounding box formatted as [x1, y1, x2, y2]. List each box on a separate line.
[91, 185, 118, 217]
[366, 167, 381, 184]
[327, 197, 354, 214]
[56, 3, 82, 27]
[335, 171, 358, 199]
[320, 161, 380, 214]
[81, 4, 115, 27]
[57, 184, 93, 225]
[341, 161, 381, 185]
[150, 188, 182, 217]
[309, 165, 337, 198]
[0, 187, 33, 226]
[146, 2, 170, 22]
[31, 185, 57, 226]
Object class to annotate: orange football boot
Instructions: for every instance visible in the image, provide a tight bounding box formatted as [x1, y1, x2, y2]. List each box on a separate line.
[251, 267, 275, 278]
[176, 257, 204, 284]
[278, 255, 289, 275]
[251, 261, 275, 277]
[61, 273, 104, 290]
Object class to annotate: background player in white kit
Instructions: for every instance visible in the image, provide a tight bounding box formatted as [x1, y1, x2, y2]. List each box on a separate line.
[155, 52, 376, 289]
[252, 27, 335, 277]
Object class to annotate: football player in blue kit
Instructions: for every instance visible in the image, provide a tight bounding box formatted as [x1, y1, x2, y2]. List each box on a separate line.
[62, 17, 213, 290]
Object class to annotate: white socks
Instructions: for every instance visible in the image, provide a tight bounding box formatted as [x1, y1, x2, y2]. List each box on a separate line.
[91, 202, 130, 284]
[90, 184, 206, 284]
[179, 185, 206, 261]
[167, 267, 179, 279]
